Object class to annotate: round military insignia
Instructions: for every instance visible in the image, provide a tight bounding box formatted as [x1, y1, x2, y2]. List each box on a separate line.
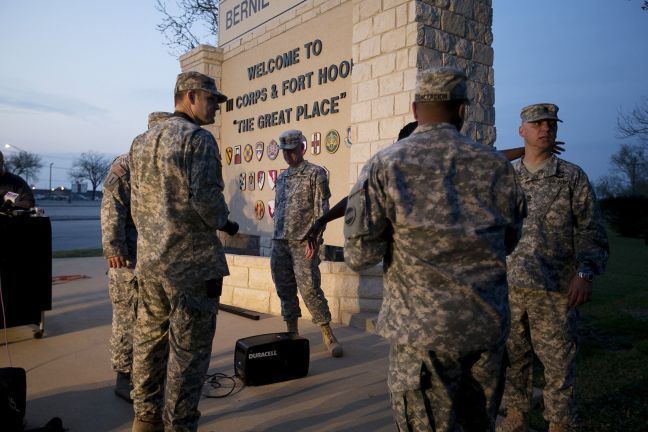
[325, 130, 340, 154]
[255, 141, 264, 161]
[267, 139, 279, 160]
[255, 200, 265, 220]
[244, 144, 254, 162]
[225, 147, 233, 165]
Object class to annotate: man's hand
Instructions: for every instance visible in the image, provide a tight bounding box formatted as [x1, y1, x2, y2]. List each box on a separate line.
[552, 141, 566, 155]
[302, 218, 325, 243]
[567, 274, 592, 307]
[107, 256, 128, 269]
[304, 241, 320, 260]
[220, 220, 239, 236]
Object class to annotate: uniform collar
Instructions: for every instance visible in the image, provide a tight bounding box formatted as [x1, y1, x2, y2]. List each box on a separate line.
[411, 122, 459, 136]
[517, 154, 559, 180]
[285, 160, 308, 175]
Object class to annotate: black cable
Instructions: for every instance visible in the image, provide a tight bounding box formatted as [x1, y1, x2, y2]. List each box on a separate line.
[203, 372, 241, 398]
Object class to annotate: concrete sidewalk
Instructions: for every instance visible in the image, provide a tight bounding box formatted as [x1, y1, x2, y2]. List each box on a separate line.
[2, 257, 394, 432]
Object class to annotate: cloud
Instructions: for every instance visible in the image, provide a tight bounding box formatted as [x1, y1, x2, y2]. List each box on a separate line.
[0, 86, 107, 117]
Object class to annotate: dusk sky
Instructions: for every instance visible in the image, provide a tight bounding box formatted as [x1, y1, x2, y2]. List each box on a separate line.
[1, 0, 646, 189]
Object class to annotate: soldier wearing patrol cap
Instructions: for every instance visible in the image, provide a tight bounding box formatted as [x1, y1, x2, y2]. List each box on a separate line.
[344, 66, 527, 431]
[270, 129, 343, 357]
[498, 104, 609, 432]
[128, 71, 237, 432]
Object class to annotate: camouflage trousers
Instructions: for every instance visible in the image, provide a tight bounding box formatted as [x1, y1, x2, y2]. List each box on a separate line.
[501, 286, 579, 426]
[270, 239, 331, 324]
[132, 273, 220, 432]
[389, 343, 506, 432]
[108, 267, 137, 374]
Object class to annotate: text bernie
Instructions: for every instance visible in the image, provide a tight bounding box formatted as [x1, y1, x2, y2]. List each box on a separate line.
[225, 0, 270, 30]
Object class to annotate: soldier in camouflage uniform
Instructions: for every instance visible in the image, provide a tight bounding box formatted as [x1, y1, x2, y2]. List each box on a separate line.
[344, 67, 527, 431]
[271, 129, 343, 357]
[101, 112, 171, 403]
[498, 104, 609, 432]
[129, 72, 237, 432]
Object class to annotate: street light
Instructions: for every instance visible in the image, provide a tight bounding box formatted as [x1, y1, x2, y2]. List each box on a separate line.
[3, 143, 28, 153]
[49, 163, 54, 192]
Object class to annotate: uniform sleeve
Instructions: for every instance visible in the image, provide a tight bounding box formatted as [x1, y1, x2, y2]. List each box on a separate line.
[504, 164, 527, 255]
[313, 168, 331, 241]
[572, 170, 609, 275]
[100, 168, 130, 258]
[187, 131, 230, 230]
[343, 161, 390, 270]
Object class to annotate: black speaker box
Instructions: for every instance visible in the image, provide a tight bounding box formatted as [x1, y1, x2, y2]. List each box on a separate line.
[234, 332, 309, 386]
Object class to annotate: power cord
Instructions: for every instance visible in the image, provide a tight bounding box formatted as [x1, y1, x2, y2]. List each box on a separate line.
[203, 372, 242, 398]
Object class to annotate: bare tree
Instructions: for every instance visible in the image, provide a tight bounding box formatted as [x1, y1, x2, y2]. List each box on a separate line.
[5, 151, 43, 185]
[155, 0, 219, 56]
[617, 97, 648, 142]
[70, 151, 111, 200]
[608, 142, 648, 196]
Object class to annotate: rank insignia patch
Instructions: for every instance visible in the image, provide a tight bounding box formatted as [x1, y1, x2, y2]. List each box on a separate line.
[239, 172, 246, 190]
[311, 132, 321, 155]
[244, 144, 254, 162]
[325, 130, 340, 154]
[255, 200, 265, 220]
[267, 139, 279, 160]
[268, 170, 277, 190]
[255, 141, 264, 161]
[257, 171, 265, 190]
[225, 147, 233, 165]
[234, 145, 242, 164]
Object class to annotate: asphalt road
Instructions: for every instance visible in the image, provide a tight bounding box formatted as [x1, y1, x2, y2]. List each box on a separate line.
[39, 200, 102, 251]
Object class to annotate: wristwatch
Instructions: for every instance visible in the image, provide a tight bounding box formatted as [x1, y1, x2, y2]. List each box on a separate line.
[577, 271, 594, 282]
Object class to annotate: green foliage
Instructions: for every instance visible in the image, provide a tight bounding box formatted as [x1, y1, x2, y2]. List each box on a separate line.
[599, 196, 648, 239]
[529, 233, 648, 431]
[52, 248, 103, 258]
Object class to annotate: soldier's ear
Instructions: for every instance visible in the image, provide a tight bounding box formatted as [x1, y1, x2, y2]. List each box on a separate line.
[412, 102, 419, 121]
[518, 124, 525, 138]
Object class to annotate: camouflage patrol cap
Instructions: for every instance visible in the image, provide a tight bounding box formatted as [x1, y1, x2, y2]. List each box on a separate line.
[278, 129, 306, 150]
[520, 103, 562, 123]
[175, 71, 228, 103]
[415, 67, 469, 104]
[147, 111, 172, 129]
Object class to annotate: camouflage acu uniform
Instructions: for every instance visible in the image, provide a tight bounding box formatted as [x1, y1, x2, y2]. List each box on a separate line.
[502, 155, 609, 427]
[271, 158, 332, 324]
[129, 109, 230, 431]
[101, 154, 138, 375]
[344, 66, 527, 432]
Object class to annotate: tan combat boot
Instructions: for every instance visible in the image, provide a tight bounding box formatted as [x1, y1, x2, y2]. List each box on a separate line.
[496, 410, 528, 432]
[320, 323, 343, 357]
[132, 415, 163, 432]
[286, 318, 299, 334]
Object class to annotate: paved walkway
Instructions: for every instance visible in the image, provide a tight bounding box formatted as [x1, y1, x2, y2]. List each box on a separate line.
[2, 257, 394, 431]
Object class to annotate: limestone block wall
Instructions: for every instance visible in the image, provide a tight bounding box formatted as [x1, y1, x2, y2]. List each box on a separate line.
[221, 254, 384, 325]
[349, 0, 495, 185]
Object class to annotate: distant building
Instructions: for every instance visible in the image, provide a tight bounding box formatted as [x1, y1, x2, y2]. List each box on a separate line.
[71, 181, 88, 193]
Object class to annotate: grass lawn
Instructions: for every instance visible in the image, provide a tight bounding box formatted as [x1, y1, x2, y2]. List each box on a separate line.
[530, 232, 648, 431]
[52, 248, 103, 258]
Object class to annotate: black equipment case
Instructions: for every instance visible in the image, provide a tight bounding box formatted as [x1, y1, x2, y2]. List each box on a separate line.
[234, 332, 309, 386]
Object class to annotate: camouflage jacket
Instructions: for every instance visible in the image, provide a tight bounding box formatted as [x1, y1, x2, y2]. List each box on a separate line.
[507, 156, 609, 291]
[101, 154, 137, 261]
[344, 123, 527, 352]
[129, 114, 230, 283]
[273, 160, 331, 241]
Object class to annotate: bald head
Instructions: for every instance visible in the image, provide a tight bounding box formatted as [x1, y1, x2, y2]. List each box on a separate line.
[413, 100, 465, 130]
